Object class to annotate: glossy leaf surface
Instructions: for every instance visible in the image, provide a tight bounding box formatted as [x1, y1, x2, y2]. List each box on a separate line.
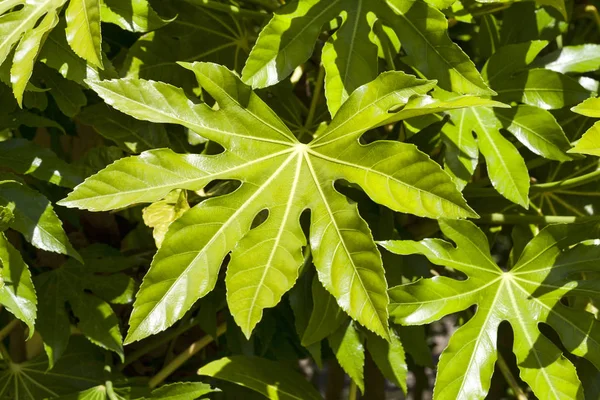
[61, 63, 478, 343]
[382, 220, 600, 400]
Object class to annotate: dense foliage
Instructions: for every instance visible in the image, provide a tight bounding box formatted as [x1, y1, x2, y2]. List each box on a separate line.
[0, 0, 599, 398]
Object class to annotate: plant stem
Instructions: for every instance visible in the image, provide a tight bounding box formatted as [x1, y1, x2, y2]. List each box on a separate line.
[497, 354, 528, 400]
[148, 323, 227, 389]
[241, 0, 279, 11]
[348, 380, 358, 400]
[465, 169, 600, 197]
[120, 317, 199, 370]
[475, 213, 599, 225]
[183, 0, 269, 18]
[0, 320, 19, 343]
[304, 66, 326, 131]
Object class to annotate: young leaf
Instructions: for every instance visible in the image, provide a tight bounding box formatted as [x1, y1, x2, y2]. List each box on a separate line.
[381, 219, 600, 400]
[61, 63, 477, 343]
[142, 189, 189, 247]
[242, 0, 493, 114]
[198, 356, 321, 400]
[65, 0, 103, 68]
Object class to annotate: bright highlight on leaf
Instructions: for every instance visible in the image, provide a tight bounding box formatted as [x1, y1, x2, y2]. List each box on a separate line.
[382, 219, 600, 400]
[60, 62, 483, 343]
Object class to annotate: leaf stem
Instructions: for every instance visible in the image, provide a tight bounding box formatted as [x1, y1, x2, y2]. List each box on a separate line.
[148, 322, 227, 389]
[348, 380, 358, 400]
[0, 320, 19, 343]
[304, 66, 326, 131]
[119, 317, 199, 370]
[475, 213, 599, 225]
[183, 0, 269, 18]
[465, 169, 600, 197]
[241, 0, 279, 11]
[496, 354, 527, 400]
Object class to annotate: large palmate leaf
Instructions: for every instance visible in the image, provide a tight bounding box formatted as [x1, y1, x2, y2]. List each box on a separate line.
[60, 62, 480, 342]
[0, 337, 106, 399]
[242, 0, 493, 115]
[442, 41, 574, 206]
[569, 97, 600, 157]
[381, 219, 600, 400]
[122, 0, 252, 89]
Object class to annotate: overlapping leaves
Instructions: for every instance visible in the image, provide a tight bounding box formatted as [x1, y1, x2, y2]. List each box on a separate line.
[382, 219, 600, 399]
[442, 40, 585, 207]
[242, 0, 493, 115]
[59, 62, 486, 343]
[0, 0, 166, 103]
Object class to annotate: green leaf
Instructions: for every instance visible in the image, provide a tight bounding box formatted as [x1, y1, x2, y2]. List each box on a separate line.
[78, 103, 171, 153]
[301, 274, 347, 346]
[494, 68, 590, 110]
[0, 177, 81, 260]
[242, 0, 492, 114]
[482, 40, 549, 84]
[365, 330, 408, 393]
[39, 19, 113, 85]
[101, 0, 172, 33]
[0, 0, 67, 104]
[538, 44, 600, 74]
[571, 97, 600, 118]
[142, 382, 217, 400]
[38, 64, 87, 117]
[65, 0, 103, 68]
[494, 105, 572, 161]
[122, 3, 251, 88]
[61, 64, 477, 342]
[36, 248, 133, 365]
[197, 356, 321, 400]
[0, 232, 36, 336]
[381, 219, 600, 400]
[328, 321, 365, 393]
[0, 139, 83, 188]
[10, 11, 59, 106]
[0, 336, 106, 399]
[569, 98, 600, 157]
[445, 107, 530, 207]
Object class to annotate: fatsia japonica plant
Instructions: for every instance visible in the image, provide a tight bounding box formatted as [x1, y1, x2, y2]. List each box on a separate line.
[1, 0, 600, 398]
